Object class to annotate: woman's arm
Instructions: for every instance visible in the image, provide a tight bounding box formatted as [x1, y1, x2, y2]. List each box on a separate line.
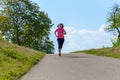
[54, 30, 57, 37]
[63, 30, 66, 35]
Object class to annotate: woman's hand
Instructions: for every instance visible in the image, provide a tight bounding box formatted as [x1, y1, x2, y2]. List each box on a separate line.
[63, 31, 66, 35]
[55, 35, 58, 37]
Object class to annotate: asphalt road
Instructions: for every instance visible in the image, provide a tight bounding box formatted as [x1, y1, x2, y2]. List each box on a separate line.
[20, 53, 120, 80]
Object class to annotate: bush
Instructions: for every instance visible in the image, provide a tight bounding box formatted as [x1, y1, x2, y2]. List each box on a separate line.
[0, 40, 45, 80]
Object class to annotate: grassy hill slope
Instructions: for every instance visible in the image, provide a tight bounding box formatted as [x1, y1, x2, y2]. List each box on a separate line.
[74, 47, 120, 59]
[0, 38, 45, 80]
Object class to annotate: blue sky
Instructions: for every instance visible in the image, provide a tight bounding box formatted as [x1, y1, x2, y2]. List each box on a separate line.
[32, 0, 119, 53]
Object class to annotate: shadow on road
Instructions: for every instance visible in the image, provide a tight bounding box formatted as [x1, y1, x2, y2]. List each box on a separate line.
[62, 54, 88, 59]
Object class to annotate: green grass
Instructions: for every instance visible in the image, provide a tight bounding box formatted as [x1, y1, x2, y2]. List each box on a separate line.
[73, 47, 120, 59]
[0, 39, 45, 80]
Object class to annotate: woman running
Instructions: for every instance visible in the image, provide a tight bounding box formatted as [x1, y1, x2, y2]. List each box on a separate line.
[54, 23, 66, 56]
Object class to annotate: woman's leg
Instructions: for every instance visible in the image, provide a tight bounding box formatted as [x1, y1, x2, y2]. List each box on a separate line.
[58, 48, 61, 56]
[57, 38, 64, 56]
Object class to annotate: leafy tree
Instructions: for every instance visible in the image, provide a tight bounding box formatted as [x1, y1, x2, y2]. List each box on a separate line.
[0, 0, 54, 53]
[105, 3, 120, 47]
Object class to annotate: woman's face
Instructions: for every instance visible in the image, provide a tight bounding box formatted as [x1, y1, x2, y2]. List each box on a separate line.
[58, 24, 63, 28]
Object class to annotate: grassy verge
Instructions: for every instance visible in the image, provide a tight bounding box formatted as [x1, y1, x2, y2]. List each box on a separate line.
[0, 40, 45, 80]
[73, 47, 120, 59]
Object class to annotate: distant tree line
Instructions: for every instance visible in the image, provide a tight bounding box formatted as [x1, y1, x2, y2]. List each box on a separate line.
[105, 3, 120, 47]
[0, 0, 54, 53]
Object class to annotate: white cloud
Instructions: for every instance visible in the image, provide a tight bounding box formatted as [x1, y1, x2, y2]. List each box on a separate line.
[99, 24, 106, 32]
[51, 24, 114, 53]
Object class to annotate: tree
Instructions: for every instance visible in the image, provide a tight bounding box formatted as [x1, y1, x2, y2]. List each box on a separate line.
[105, 3, 120, 47]
[0, 0, 54, 53]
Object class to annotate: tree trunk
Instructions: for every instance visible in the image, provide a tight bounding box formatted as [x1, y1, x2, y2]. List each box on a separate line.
[116, 27, 120, 37]
[16, 26, 21, 45]
[116, 27, 120, 46]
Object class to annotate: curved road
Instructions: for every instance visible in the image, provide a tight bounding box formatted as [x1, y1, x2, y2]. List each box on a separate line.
[21, 53, 120, 80]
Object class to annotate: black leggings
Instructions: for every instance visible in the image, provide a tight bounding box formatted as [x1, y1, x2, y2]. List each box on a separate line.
[57, 38, 64, 49]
